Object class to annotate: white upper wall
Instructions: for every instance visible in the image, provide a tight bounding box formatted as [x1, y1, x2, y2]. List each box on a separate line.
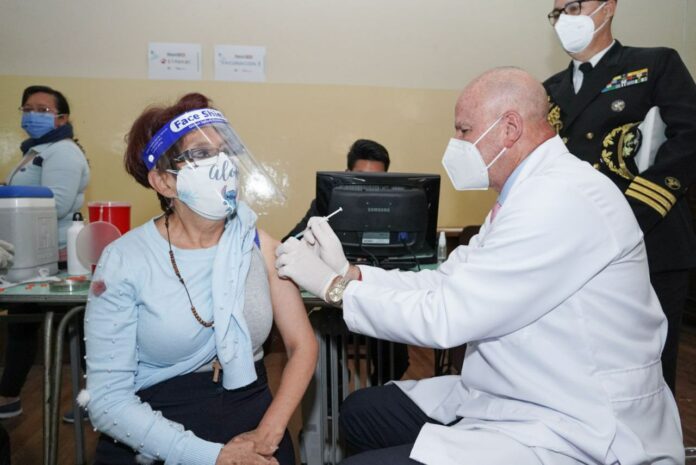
[1, 0, 694, 87]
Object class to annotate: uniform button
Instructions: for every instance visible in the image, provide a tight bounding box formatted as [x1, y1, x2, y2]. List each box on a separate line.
[585, 132, 594, 140]
[562, 137, 568, 144]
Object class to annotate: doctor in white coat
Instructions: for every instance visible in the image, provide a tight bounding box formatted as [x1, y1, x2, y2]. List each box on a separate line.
[275, 67, 683, 465]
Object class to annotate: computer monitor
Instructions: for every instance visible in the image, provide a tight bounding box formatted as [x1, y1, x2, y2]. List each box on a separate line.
[315, 171, 440, 269]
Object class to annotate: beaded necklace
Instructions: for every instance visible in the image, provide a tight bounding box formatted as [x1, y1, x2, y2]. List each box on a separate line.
[164, 212, 214, 328]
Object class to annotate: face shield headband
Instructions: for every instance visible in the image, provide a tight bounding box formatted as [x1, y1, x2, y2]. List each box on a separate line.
[141, 108, 286, 213]
[142, 108, 228, 170]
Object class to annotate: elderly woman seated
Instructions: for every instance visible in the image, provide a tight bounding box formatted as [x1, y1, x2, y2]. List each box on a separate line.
[83, 93, 317, 465]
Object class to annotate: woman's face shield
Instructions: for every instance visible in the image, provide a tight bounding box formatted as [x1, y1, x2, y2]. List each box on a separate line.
[142, 108, 286, 214]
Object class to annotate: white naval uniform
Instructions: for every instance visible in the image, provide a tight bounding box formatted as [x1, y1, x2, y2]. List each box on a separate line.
[342, 136, 683, 465]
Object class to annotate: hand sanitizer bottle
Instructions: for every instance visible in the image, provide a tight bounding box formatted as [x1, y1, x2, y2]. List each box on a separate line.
[437, 231, 447, 264]
[67, 212, 89, 276]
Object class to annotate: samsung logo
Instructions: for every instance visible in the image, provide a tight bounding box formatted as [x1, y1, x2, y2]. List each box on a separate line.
[367, 207, 390, 213]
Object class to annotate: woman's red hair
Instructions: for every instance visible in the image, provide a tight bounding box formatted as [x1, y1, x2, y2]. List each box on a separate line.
[123, 93, 214, 211]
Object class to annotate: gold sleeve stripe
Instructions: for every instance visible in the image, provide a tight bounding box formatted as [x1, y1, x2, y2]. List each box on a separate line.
[626, 188, 668, 217]
[627, 183, 672, 210]
[633, 177, 677, 205]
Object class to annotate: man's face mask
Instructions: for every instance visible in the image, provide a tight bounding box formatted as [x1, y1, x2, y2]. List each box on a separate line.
[21, 111, 56, 139]
[554, 2, 608, 55]
[441, 115, 507, 191]
[169, 152, 239, 220]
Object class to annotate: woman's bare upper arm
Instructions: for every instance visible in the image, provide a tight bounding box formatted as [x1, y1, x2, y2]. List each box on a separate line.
[257, 229, 313, 347]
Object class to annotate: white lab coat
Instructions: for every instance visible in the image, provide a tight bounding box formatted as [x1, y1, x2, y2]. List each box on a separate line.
[342, 136, 683, 465]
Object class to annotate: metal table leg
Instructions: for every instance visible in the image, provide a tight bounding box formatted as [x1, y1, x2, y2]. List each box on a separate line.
[49, 306, 85, 465]
[43, 311, 55, 465]
[300, 308, 328, 465]
[329, 329, 339, 464]
[68, 314, 86, 464]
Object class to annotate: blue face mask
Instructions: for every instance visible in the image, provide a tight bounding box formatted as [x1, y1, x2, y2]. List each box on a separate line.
[21, 112, 56, 139]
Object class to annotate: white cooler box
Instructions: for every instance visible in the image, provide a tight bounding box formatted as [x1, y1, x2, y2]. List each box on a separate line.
[0, 186, 58, 282]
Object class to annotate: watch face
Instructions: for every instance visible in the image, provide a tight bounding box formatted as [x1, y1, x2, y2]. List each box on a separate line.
[329, 279, 346, 303]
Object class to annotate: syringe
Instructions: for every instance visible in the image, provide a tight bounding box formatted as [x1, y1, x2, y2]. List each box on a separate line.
[294, 207, 343, 239]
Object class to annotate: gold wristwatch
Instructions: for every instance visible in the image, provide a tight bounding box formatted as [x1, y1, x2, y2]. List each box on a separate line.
[326, 277, 349, 306]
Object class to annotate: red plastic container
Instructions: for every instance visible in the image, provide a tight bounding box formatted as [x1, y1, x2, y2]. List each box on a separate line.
[88, 201, 131, 235]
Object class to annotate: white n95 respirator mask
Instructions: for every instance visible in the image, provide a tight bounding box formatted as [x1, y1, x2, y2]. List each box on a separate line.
[441, 115, 507, 190]
[554, 2, 608, 54]
[172, 153, 239, 220]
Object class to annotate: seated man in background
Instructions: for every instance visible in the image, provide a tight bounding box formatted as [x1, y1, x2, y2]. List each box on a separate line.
[283, 139, 391, 240]
[284, 139, 409, 384]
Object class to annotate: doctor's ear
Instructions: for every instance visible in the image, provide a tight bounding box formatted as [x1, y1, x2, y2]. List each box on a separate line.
[148, 169, 177, 198]
[501, 111, 523, 148]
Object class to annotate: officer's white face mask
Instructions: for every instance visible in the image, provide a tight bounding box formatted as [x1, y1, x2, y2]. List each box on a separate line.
[554, 2, 608, 54]
[170, 153, 239, 220]
[441, 115, 507, 191]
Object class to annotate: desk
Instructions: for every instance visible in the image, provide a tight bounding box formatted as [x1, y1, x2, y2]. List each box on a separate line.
[0, 271, 433, 465]
[0, 282, 332, 465]
[300, 294, 431, 465]
[0, 280, 87, 465]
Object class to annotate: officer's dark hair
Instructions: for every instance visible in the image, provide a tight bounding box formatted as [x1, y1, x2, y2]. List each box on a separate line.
[21, 85, 71, 115]
[346, 139, 390, 171]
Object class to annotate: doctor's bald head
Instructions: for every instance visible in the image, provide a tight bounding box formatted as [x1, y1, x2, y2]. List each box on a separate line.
[459, 67, 549, 123]
[453, 67, 555, 192]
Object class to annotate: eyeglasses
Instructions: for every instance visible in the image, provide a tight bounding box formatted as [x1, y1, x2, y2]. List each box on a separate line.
[166, 149, 239, 176]
[171, 147, 230, 165]
[18, 106, 58, 114]
[547, 0, 605, 25]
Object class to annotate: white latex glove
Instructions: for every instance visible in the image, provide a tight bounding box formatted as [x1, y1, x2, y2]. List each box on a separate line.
[0, 240, 15, 271]
[275, 237, 339, 301]
[302, 217, 350, 277]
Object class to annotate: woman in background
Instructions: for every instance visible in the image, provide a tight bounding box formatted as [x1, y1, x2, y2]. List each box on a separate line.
[84, 93, 316, 464]
[0, 85, 90, 419]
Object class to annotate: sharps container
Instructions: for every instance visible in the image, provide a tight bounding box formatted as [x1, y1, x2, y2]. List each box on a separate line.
[0, 186, 59, 281]
[88, 201, 131, 235]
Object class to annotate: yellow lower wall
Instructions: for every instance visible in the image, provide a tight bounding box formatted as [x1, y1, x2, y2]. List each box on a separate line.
[0, 75, 496, 240]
